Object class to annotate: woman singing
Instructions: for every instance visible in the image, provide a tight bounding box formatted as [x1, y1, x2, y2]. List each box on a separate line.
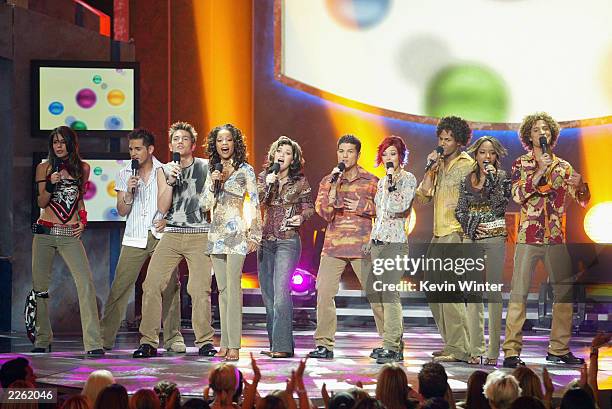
[202, 123, 262, 362]
[31, 126, 104, 355]
[369, 136, 416, 364]
[455, 135, 511, 366]
[257, 136, 314, 358]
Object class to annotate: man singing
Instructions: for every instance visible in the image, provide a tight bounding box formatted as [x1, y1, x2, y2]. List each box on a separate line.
[502, 112, 589, 368]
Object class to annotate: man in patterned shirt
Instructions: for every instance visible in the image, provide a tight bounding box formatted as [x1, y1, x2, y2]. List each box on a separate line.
[416, 116, 474, 363]
[502, 112, 589, 368]
[308, 134, 383, 359]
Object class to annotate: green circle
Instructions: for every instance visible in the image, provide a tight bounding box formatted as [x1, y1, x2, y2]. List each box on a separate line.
[93, 75, 102, 84]
[70, 120, 87, 131]
[425, 64, 509, 123]
[94, 166, 103, 176]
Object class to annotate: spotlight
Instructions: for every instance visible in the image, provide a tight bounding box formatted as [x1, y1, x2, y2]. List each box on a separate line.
[584, 201, 612, 243]
[290, 268, 315, 296]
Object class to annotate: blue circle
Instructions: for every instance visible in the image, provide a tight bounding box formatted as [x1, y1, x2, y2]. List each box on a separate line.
[48, 101, 64, 115]
[64, 115, 77, 126]
[104, 207, 122, 221]
[101, 174, 109, 182]
[327, 0, 391, 29]
[104, 115, 124, 130]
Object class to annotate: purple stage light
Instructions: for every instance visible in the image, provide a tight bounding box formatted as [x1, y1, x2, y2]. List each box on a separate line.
[290, 268, 315, 295]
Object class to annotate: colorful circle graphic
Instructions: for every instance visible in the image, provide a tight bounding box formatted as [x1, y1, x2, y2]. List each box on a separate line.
[101, 83, 108, 90]
[104, 207, 122, 221]
[104, 116, 124, 130]
[93, 166, 103, 176]
[92, 75, 102, 84]
[76, 88, 97, 109]
[64, 115, 76, 126]
[107, 180, 117, 197]
[107, 89, 126, 106]
[101, 174, 108, 182]
[70, 121, 88, 131]
[83, 181, 96, 200]
[48, 101, 64, 115]
[325, 0, 391, 30]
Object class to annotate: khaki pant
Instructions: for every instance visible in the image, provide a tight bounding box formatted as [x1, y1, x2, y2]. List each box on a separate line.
[425, 232, 469, 361]
[503, 244, 574, 357]
[211, 254, 247, 349]
[464, 236, 505, 360]
[139, 233, 213, 348]
[314, 256, 384, 350]
[32, 234, 102, 351]
[369, 242, 409, 352]
[100, 232, 183, 349]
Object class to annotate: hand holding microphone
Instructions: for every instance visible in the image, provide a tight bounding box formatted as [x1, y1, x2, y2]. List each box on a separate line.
[213, 162, 224, 198]
[425, 146, 444, 172]
[130, 159, 140, 195]
[167, 152, 182, 185]
[330, 162, 346, 183]
[265, 162, 281, 199]
[483, 160, 496, 184]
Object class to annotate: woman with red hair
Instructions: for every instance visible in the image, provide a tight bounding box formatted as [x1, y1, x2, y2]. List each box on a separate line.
[368, 135, 416, 364]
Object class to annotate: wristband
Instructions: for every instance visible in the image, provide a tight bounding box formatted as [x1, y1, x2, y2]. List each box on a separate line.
[45, 181, 55, 193]
[78, 209, 88, 226]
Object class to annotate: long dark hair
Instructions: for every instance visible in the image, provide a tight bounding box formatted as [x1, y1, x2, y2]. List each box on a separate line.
[47, 126, 84, 184]
[262, 136, 305, 181]
[206, 123, 248, 172]
[465, 370, 491, 409]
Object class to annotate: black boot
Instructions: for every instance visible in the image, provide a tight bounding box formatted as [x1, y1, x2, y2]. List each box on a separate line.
[502, 356, 525, 368]
[133, 344, 157, 358]
[307, 346, 333, 358]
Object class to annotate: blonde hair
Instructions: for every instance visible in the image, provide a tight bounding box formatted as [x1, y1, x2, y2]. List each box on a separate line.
[168, 121, 198, 143]
[82, 369, 114, 406]
[483, 370, 522, 409]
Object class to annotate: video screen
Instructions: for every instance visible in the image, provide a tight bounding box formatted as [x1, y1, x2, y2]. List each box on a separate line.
[32, 61, 139, 136]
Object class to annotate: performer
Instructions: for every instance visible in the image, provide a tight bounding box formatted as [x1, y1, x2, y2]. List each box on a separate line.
[31, 126, 104, 355]
[369, 136, 416, 364]
[455, 135, 511, 366]
[257, 136, 314, 358]
[502, 112, 589, 368]
[307, 134, 383, 359]
[202, 123, 262, 362]
[415, 116, 474, 363]
[133, 122, 216, 358]
[100, 129, 183, 352]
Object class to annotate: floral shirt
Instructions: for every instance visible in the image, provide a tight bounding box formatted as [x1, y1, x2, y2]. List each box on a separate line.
[257, 171, 315, 241]
[315, 165, 378, 258]
[201, 162, 262, 255]
[371, 169, 417, 244]
[512, 152, 589, 244]
[455, 170, 511, 241]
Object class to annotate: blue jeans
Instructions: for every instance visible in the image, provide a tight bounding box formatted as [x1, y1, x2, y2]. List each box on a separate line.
[257, 236, 301, 353]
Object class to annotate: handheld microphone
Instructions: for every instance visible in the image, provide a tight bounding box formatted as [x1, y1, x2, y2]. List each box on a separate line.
[172, 152, 181, 184]
[330, 162, 346, 183]
[265, 162, 281, 200]
[385, 161, 394, 185]
[425, 146, 444, 172]
[483, 159, 494, 184]
[539, 136, 549, 155]
[213, 163, 224, 198]
[51, 157, 60, 173]
[131, 159, 139, 195]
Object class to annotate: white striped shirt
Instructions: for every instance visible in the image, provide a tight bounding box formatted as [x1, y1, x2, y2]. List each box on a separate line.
[115, 157, 164, 248]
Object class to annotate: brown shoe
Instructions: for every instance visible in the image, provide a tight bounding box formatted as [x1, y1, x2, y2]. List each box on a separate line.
[270, 352, 294, 358]
[215, 348, 228, 357]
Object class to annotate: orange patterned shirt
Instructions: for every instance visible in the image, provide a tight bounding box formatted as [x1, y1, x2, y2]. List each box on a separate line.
[512, 152, 589, 244]
[315, 166, 378, 258]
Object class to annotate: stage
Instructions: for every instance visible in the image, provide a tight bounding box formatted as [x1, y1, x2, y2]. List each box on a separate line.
[1, 327, 610, 406]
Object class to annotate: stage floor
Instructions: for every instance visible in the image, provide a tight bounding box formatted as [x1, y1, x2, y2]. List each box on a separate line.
[0, 327, 610, 405]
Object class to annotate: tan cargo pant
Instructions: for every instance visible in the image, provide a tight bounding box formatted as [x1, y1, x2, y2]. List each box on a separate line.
[32, 234, 102, 351]
[503, 243, 574, 357]
[425, 232, 469, 361]
[100, 232, 183, 349]
[139, 233, 214, 348]
[314, 256, 384, 350]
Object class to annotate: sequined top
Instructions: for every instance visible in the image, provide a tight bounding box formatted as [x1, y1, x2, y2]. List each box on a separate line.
[371, 169, 417, 244]
[201, 162, 262, 255]
[455, 170, 511, 241]
[315, 165, 378, 258]
[257, 171, 315, 241]
[511, 152, 589, 244]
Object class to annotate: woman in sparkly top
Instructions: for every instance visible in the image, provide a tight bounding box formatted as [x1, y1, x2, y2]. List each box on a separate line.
[455, 135, 511, 366]
[256, 136, 314, 358]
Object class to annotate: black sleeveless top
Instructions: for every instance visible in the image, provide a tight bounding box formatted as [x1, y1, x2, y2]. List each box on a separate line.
[48, 178, 81, 224]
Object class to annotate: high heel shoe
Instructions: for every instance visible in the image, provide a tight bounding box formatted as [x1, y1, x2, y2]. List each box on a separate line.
[467, 356, 483, 365]
[225, 348, 239, 361]
[484, 357, 498, 366]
